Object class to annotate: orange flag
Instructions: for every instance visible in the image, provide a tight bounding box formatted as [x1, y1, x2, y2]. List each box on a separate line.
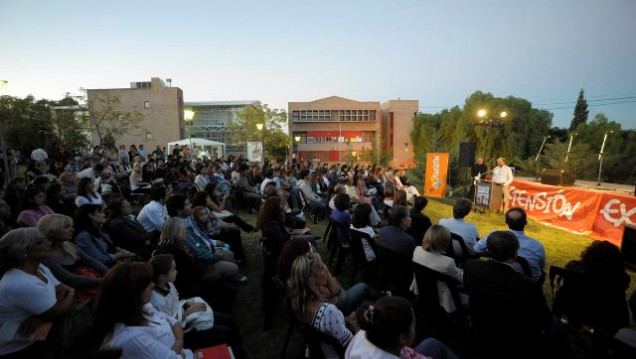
[424, 153, 449, 198]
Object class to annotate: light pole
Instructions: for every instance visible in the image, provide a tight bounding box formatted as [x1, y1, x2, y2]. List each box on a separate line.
[184, 109, 194, 148]
[597, 130, 613, 186]
[294, 135, 301, 162]
[534, 136, 550, 180]
[256, 123, 264, 161]
[564, 133, 577, 164]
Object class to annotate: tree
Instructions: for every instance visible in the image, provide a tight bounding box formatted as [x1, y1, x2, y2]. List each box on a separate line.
[0, 95, 55, 154]
[50, 95, 89, 151]
[83, 93, 146, 146]
[569, 89, 589, 131]
[226, 103, 290, 158]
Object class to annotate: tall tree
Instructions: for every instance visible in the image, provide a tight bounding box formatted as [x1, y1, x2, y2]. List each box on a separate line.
[83, 93, 146, 146]
[226, 103, 290, 158]
[569, 89, 589, 131]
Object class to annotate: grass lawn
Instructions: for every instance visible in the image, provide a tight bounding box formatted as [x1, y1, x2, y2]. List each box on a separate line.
[223, 198, 636, 358]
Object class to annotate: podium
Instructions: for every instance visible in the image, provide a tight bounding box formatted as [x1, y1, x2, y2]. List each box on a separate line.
[490, 182, 503, 212]
[474, 180, 502, 212]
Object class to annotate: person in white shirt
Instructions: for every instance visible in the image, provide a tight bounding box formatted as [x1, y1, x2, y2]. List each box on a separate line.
[0, 228, 74, 357]
[491, 157, 514, 212]
[95, 262, 194, 359]
[346, 296, 458, 359]
[137, 186, 168, 234]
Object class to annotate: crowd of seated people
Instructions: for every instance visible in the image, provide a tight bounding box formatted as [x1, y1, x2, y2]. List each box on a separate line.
[0, 144, 634, 359]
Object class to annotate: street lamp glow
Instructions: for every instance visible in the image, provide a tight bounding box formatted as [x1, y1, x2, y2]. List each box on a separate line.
[500, 111, 507, 118]
[184, 110, 194, 122]
[294, 135, 301, 142]
[477, 109, 487, 118]
[0, 80, 7, 92]
[256, 123, 264, 131]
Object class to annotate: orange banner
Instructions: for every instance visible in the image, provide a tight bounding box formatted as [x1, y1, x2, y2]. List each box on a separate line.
[424, 153, 448, 198]
[508, 180, 636, 245]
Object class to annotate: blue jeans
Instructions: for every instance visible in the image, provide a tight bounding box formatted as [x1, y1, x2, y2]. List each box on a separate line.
[340, 282, 380, 315]
[415, 338, 459, 359]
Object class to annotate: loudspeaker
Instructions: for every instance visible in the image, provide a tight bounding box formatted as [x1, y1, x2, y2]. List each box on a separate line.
[459, 142, 476, 167]
[622, 224, 636, 270]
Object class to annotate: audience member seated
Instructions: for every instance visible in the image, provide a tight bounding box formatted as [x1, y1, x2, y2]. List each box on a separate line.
[383, 182, 395, 210]
[258, 195, 312, 264]
[106, 199, 156, 260]
[154, 217, 236, 312]
[297, 169, 328, 219]
[191, 192, 245, 262]
[349, 203, 378, 263]
[136, 185, 169, 235]
[407, 196, 433, 246]
[438, 198, 479, 253]
[45, 182, 74, 217]
[92, 262, 195, 359]
[331, 193, 352, 242]
[0, 228, 74, 358]
[149, 254, 241, 352]
[411, 225, 466, 313]
[235, 165, 261, 213]
[473, 208, 545, 282]
[75, 177, 103, 208]
[378, 205, 416, 259]
[463, 230, 553, 358]
[0, 199, 13, 238]
[59, 172, 77, 204]
[393, 189, 408, 207]
[288, 253, 377, 358]
[347, 296, 459, 359]
[166, 194, 246, 284]
[204, 183, 257, 232]
[16, 187, 54, 227]
[3, 177, 28, 227]
[38, 214, 107, 295]
[553, 240, 631, 335]
[129, 162, 150, 194]
[614, 291, 636, 353]
[73, 204, 135, 267]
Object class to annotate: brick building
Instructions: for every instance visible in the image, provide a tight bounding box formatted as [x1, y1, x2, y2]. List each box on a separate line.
[288, 96, 418, 167]
[86, 77, 184, 150]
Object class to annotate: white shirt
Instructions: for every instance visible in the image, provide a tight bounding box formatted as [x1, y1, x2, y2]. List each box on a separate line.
[102, 303, 193, 359]
[411, 247, 464, 313]
[150, 284, 180, 319]
[350, 225, 377, 261]
[0, 265, 60, 355]
[137, 201, 168, 233]
[345, 330, 398, 359]
[492, 165, 513, 186]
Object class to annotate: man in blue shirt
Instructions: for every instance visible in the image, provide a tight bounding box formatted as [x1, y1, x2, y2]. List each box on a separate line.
[474, 208, 546, 282]
[439, 198, 480, 252]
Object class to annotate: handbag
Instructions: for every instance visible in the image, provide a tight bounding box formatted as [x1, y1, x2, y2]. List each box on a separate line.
[177, 296, 214, 333]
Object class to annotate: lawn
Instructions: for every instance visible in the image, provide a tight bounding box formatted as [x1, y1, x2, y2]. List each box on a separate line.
[226, 197, 636, 358]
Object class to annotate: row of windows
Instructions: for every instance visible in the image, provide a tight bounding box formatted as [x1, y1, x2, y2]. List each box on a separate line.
[304, 136, 365, 143]
[291, 110, 377, 122]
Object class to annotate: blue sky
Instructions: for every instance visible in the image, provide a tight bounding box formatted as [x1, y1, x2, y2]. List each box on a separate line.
[1, 0, 635, 129]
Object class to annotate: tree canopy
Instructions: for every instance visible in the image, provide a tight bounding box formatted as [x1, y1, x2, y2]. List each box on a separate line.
[83, 93, 146, 146]
[569, 89, 589, 131]
[226, 103, 290, 159]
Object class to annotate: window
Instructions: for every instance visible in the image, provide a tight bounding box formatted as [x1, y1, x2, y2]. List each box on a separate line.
[143, 101, 151, 108]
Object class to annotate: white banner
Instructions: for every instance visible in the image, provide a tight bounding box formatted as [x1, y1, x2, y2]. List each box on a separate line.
[247, 142, 263, 162]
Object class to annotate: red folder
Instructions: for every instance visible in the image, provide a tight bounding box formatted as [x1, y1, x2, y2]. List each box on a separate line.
[195, 343, 235, 359]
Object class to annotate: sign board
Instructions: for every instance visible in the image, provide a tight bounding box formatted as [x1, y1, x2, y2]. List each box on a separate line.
[247, 142, 262, 162]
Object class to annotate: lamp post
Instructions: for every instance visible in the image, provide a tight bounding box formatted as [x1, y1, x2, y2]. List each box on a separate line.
[294, 135, 301, 162]
[534, 136, 550, 180]
[256, 123, 264, 161]
[184, 109, 194, 148]
[564, 133, 577, 164]
[597, 130, 613, 186]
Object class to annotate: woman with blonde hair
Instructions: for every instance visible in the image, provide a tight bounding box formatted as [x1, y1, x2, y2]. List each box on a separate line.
[411, 225, 466, 313]
[39, 214, 108, 292]
[288, 252, 353, 358]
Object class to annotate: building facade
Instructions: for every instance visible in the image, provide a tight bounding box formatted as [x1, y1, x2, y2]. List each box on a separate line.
[288, 96, 417, 167]
[86, 77, 183, 150]
[183, 101, 259, 157]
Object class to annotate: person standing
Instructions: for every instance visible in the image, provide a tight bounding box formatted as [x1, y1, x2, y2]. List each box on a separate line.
[469, 157, 488, 201]
[492, 157, 513, 213]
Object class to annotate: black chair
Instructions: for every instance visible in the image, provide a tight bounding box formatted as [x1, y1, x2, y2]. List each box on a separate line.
[444, 232, 471, 267]
[329, 221, 351, 275]
[515, 256, 533, 279]
[291, 312, 346, 359]
[298, 189, 319, 224]
[347, 229, 377, 283]
[377, 246, 413, 297]
[411, 262, 465, 316]
[323, 216, 333, 245]
[260, 238, 286, 330]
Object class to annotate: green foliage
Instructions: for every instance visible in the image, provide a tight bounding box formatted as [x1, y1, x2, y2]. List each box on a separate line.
[50, 96, 89, 151]
[84, 93, 146, 146]
[0, 95, 56, 154]
[226, 103, 290, 159]
[569, 89, 589, 131]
